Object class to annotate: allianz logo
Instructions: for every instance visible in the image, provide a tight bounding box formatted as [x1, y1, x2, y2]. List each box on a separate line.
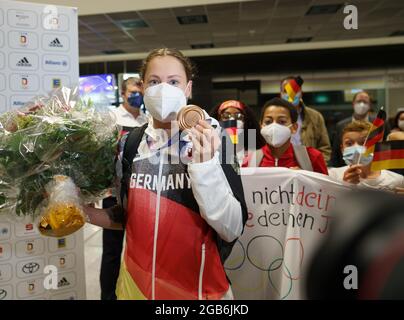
[44, 59, 68, 66]
[49, 38, 63, 48]
[16, 57, 32, 67]
[13, 101, 26, 106]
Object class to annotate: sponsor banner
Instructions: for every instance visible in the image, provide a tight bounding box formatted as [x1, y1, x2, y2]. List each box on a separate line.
[0, 264, 13, 283]
[8, 30, 38, 50]
[42, 34, 69, 52]
[43, 74, 71, 91]
[7, 9, 37, 29]
[1, 0, 79, 108]
[49, 253, 76, 271]
[0, 219, 85, 300]
[0, 74, 5, 91]
[9, 94, 33, 108]
[0, 52, 4, 69]
[0, 95, 6, 113]
[16, 257, 46, 279]
[10, 73, 40, 92]
[15, 238, 46, 258]
[0, 0, 83, 301]
[42, 54, 69, 72]
[41, 13, 70, 32]
[0, 243, 12, 262]
[9, 52, 39, 71]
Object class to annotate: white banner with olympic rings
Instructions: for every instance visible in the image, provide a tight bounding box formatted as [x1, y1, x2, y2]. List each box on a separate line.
[225, 167, 350, 300]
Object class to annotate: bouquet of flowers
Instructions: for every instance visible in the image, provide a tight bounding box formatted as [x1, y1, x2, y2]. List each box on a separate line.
[0, 87, 118, 237]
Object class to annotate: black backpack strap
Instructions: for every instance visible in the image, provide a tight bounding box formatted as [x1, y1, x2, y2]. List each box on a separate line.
[120, 123, 148, 221]
[216, 148, 248, 264]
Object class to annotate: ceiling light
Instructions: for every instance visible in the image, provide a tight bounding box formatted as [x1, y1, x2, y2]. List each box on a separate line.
[306, 4, 343, 15]
[191, 43, 214, 49]
[118, 19, 148, 30]
[390, 30, 404, 37]
[286, 37, 312, 43]
[102, 49, 125, 54]
[177, 15, 208, 25]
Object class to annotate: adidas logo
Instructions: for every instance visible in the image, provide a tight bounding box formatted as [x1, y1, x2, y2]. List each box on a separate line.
[57, 277, 70, 288]
[49, 38, 63, 48]
[16, 57, 32, 67]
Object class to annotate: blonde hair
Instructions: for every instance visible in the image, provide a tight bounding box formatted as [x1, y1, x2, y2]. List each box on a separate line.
[121, 77, 142, 95]
[342, 120, 372, 139]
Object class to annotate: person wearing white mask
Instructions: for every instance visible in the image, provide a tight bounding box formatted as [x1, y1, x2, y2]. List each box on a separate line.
[245, 97, 328, 174]
[82, 48, 247, 300]
[329, 121, 403, 191]
[389, 108, 404, 136]
[330, 91, 391, 168]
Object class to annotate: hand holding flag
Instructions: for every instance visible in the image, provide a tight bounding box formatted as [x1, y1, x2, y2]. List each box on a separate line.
[357, 106, 386, 165]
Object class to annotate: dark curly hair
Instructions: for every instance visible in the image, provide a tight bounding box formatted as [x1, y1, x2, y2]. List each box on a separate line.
[260, 97, 298, 124]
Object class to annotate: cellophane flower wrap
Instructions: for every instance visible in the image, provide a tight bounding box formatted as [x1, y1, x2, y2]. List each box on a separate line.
[0, 87, 118, 237]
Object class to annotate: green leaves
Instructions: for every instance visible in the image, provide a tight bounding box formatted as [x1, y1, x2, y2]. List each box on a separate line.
[0, 101, 118, 217]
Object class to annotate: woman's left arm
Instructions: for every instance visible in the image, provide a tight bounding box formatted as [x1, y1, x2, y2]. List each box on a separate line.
[188, 121, 244, 242]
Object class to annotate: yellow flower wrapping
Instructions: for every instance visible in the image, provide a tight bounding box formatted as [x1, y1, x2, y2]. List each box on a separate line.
[38, 202, 85, 237]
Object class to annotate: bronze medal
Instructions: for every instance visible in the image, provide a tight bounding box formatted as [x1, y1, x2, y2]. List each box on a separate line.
[177, 105, 205, 130]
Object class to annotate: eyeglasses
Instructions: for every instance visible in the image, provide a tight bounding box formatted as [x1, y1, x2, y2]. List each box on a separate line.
[220, 112, 245, 121]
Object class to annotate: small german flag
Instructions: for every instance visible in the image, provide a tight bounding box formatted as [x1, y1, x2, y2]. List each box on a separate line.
[364, 108, 386, 157]
[371, 140, 404, 171]
[221, 119, 238, 145]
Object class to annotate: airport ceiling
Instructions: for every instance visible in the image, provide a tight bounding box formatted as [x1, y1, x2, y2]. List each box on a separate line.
[34, 0, 404, 59]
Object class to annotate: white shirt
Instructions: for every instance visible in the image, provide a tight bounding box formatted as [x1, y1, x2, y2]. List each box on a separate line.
[112, 105, 148, 128]
[329, 166, 404, 192]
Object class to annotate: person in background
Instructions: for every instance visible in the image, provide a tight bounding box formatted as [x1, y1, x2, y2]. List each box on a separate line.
[329, 121, 403, 192]
[330, 91, 390, 168]
[85, 48, 247, 300]
[210, 100, 265, 166]
[100, 77, 148, 300]
[280, 76, 331, 163]
[389, 108, 404, 134]
[245, 97, 328, 175]
[112, 77, 149, 130]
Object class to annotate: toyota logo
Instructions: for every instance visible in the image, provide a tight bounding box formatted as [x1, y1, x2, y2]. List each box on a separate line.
[22, 262, 40, 274]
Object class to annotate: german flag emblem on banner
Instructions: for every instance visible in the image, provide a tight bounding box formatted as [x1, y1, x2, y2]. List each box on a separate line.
[371, 140, 404, 171]
[221, 119, 238, 145]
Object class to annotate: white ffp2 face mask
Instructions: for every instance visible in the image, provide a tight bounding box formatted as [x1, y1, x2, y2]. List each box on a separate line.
[260, 123, 292, 147]
[398, 120, 404, 131]
[144, 82, 187, 122]
[354, 102, 370, 116]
